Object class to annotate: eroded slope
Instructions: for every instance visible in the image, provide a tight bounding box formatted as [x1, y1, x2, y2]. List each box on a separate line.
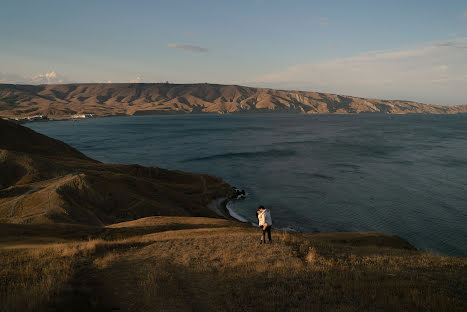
[1, 83, 466, 118]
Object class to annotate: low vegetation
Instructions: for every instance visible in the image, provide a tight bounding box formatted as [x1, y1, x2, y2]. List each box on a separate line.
[1, 217, 465, 311]
[0, 240, 100, 311]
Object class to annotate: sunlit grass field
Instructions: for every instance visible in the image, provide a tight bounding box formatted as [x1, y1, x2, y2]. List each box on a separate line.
[1, 217, 466, 311]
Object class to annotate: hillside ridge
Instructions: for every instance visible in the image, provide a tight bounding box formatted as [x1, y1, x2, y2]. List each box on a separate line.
[1, 83, 466, 119]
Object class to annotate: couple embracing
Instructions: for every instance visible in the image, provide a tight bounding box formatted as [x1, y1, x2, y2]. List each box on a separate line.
[256, 205, 272, 244]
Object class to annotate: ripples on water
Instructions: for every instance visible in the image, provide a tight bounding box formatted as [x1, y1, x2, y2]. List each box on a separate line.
[27, 114, 467, 256]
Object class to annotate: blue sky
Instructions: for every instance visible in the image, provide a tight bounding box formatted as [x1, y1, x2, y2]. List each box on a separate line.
[1, 0, 466, 105]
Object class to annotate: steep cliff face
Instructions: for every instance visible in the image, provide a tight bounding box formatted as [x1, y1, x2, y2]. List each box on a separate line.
[0, 119, 235, 225]
[1, 83, 466, 118]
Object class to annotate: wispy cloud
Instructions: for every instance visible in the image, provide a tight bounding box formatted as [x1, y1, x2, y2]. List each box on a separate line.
[185, 31, 199, 38]
[319, 17, 329, 26]
[0, 73, 25, 84]
[434, 39, 467, 49]
[167, 43, 208, 53]
[0, 71, 69, 84]
[249, 38, 467, 105]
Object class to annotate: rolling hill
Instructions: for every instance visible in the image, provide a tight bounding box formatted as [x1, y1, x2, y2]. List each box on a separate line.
[1, 83, 466, 119]
[0, 118, 235, 224]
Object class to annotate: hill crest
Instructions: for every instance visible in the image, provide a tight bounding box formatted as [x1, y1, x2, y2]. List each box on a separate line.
[1, 83, 466, 119]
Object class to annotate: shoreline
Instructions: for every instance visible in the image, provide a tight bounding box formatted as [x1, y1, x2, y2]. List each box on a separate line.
[4, 112, 467, 125]
[208, 197, 249, 223]
[10, 116, 461, 256]
[207, 197, 231, 219]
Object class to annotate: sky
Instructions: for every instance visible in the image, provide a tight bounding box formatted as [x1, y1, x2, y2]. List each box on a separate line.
[0, 0, 466, 105]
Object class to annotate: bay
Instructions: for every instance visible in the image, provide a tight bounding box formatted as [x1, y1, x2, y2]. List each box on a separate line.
[27, 114, 467, 256]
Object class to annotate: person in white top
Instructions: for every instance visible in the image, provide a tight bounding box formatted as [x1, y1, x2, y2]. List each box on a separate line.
[256, 205, 272, 244]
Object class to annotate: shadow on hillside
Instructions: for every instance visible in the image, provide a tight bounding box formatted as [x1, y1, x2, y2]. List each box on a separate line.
[0, 222, 235, 246]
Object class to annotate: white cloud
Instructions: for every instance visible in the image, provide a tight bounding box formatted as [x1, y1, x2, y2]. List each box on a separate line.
[319, 17, 329, 26]
[167, 43, 208, 53]
[0, 71, 69, 84]
[249, 38, 467, 105]
[129, 76, 142, 83]
[31, 71, 67, 84]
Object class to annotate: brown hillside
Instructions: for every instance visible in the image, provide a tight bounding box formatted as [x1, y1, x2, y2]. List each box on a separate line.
[0, 119, 235, 225]
[0, 118, 91, 160]
[1, 83, 466, 119]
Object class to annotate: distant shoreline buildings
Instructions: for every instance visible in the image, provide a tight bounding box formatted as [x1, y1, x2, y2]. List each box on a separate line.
[1, 113, 95, 123]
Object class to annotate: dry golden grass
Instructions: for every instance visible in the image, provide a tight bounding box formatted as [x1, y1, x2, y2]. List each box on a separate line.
[1, 217, 466, 312]
[0, 239, 103, 312]
[127, 230, 466, 312]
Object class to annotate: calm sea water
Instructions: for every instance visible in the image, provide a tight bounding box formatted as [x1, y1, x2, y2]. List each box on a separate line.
[27, 114, 467, 256]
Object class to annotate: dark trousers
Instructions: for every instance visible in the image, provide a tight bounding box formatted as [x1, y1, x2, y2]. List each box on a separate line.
[262, 225, 272, 242]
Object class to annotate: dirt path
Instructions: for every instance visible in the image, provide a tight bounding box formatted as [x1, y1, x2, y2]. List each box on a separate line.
[5, 186, 44, 217]
[0, 174, 77, 221]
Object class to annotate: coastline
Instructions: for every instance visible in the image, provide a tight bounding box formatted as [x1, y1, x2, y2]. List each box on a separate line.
[208, 197, 249, 223]
[225, 201, 249, 223]
[4, 119, 467, 311]
[13, 115, 467, 256]
[207, 197, 231, 219]
[5, 112, 467, 125]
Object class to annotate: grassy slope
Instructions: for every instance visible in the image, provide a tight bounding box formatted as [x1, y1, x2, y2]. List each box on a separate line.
[1, 217, 466, 312]
[0, 119, 235, 224]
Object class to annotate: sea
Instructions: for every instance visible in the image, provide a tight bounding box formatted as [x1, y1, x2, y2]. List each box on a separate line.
[26, 114, 467, 257]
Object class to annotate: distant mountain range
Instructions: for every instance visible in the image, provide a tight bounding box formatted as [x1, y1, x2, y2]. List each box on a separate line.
[1, 83, 466, 119]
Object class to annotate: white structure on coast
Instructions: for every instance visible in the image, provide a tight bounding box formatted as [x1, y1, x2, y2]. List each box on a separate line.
[70, 113, 95, 119]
